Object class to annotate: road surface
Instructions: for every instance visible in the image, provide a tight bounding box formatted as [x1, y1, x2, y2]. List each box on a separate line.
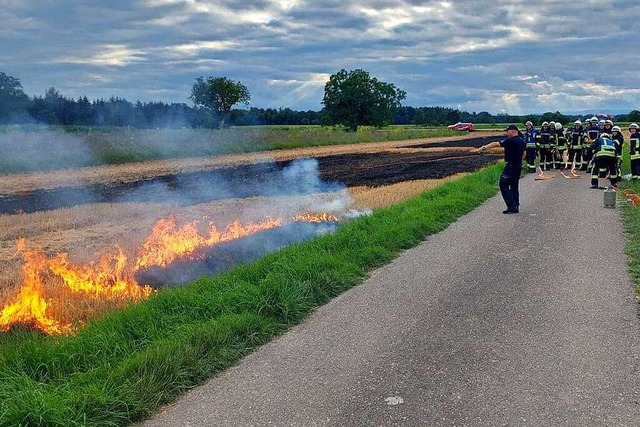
[145, 170, 640, 426]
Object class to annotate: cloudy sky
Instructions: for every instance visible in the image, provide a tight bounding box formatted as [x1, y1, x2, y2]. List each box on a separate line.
[2, 0, 639, 114]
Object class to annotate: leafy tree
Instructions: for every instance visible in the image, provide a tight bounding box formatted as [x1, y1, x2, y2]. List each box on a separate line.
[475, 111, 494, 123]
[628, 110, 640, 123]
[189, 76, 250, 128]
[540, 111, 570, 126]
[445, 109, 461, 124]
[0, 72, 29, 123]
[322, 69, 406, 131]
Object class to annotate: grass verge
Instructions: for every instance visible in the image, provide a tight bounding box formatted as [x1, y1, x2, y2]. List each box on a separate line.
[0, 164, 502, 426]
[618, 146, 640, 293]
[620, 179, 640, 292]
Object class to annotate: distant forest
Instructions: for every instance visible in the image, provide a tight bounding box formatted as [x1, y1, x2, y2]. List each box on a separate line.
[2, 74, 639, 128]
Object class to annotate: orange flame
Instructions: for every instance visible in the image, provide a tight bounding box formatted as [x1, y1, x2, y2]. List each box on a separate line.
[1, 213, 340, 335]
[0, 239, 72, 334]
[133, 217, 284, 271]
[48, 246, 152, 300]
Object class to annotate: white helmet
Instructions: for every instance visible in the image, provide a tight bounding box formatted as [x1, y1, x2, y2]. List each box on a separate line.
[574, 120, 581, 125]
[541, 121, 549, 127]
[612, 126, 621, 132]
[600, 133, 611, 139]
[554, 123, 562, 130]
[590, 117, 599, 123]
[525, 121, 533, 127]
[605, 119, 613, 125]
[629, 123, 639, 130]
[599, 120, 605, 126]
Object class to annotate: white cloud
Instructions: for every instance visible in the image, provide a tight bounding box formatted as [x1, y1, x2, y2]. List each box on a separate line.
[3, 0, 640, 112]
[57, 44, 148, 67]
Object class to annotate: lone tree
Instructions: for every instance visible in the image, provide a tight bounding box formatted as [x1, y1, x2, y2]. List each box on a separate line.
[190, 76, 250, 128]
[322, 69, 406, 132]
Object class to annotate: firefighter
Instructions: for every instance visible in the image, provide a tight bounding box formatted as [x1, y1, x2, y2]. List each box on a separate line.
[630, 123, 640, 179]
[591, 132, 618, 188]
[523, 121, 537, 173]
[602, 119, 614, 135]
[567, 120, 584, 170]
[536, 121, 553, 170]
[548, 121, 558, 169]
[554, 122, 567, 169]
[583, 117, 600, 171]
[611, 125, 624, 186]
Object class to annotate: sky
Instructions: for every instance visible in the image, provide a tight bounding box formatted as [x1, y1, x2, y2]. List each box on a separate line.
[2, 0, 639, 115]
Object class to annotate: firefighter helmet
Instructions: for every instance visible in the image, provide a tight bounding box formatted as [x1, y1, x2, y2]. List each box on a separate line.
[542, 121, 549, 127]
[574, 120, 581, 125]
[555, 123, 562, 130]
[605, 119, 613, 125]
[612, 126, 621, 132]
[629, 123, 639, 130]
[590, 117, 598, 123]
[525, 121, 533, 127]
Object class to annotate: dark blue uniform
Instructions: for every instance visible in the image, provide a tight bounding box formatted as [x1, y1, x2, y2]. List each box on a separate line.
[568, 126, 584, 169]
[523, 127, 537, 173]
[499, 135, 526, 212]
[591, 135, 617, 188]
[630, 130, 640, 178]
[583, 124, 600, 171]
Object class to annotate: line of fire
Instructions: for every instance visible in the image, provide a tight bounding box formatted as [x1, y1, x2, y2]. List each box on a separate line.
[0, 212, 340, 335]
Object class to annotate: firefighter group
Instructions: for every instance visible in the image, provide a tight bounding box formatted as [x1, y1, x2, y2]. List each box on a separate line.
[521, 118, 640, 188]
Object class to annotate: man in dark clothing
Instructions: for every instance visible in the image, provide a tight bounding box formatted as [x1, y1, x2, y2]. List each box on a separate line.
[478, 124, 526, 214]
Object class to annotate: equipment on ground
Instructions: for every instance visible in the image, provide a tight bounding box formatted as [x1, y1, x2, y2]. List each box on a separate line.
[604, 186, 616, 208]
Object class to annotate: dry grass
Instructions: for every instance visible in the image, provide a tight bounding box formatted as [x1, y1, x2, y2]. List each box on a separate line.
[0, 133, 494, 195]
[0, 173, 466, 304]
[0, 133, 495, 312]
[0, 192, 351, 299]
[348, 174, 469, 210]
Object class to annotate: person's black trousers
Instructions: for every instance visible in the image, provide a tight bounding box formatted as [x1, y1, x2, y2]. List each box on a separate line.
[500, 164, 521, 210]
[631, 157, 640, 178]
[525, 148, 537, 172]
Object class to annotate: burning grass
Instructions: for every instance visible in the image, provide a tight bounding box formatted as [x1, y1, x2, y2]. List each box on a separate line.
[0, 192, 346, 334]
[0, 164, 504, 426]
[0, 170, 473, 334]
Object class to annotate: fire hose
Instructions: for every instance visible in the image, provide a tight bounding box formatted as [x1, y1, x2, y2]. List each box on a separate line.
[610, 187, 640, 208]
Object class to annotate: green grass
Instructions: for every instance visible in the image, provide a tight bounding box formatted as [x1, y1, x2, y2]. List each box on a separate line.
[0, 125, 475, 174]
[620, 182, 640, 290]
[617, 145, 640, 293]
[0, 163, 503, 426]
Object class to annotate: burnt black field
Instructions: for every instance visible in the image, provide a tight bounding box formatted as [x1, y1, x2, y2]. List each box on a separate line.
[0, 137, 500, 215]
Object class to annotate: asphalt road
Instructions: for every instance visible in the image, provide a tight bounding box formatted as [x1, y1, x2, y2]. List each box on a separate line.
[145, 170, 640, 427]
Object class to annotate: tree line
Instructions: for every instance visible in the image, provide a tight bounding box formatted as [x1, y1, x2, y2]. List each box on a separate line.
[2, 71, 639, 129]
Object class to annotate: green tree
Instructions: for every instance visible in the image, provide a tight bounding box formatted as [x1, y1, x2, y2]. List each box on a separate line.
[445, 109, 461, 125]
[541, 111, 570, 126]
[0, 72, 29, 123]
[628, 110, 640, 123]
[189, 76, 250, 128]
[322, 69, 406, 132]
